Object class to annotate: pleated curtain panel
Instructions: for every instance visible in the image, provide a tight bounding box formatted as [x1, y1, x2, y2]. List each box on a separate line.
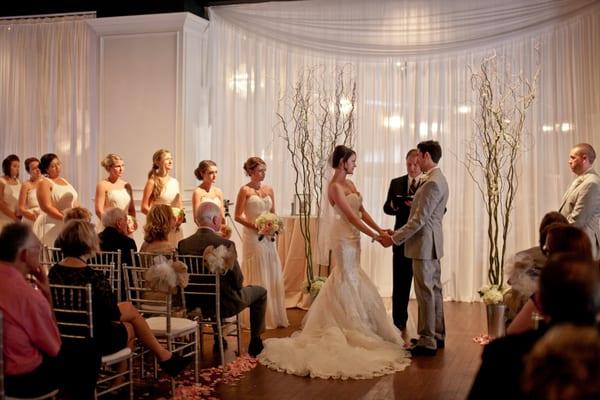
[1, 0, 599, 300]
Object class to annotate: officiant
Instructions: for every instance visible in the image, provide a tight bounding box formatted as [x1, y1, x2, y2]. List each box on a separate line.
[383, 148, 422, 339]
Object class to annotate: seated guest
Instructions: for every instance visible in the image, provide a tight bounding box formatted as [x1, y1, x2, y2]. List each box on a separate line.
[507, 224, 592, 335]
[522, 324, 600, 400]
[468, 252, 599, 400]
[178, 202, 267, 356]
[63, 206, 93, 223]
[99, 207, 137, 268]
[141, 204, 176, 253]
[504, 212, 568, 321]
[48, 219, 189, 376]
[0, 223, 62, 398]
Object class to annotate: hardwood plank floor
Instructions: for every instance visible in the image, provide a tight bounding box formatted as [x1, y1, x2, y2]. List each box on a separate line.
[214, 300, 486, 400]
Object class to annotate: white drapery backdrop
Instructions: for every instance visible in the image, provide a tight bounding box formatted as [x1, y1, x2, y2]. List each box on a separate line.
[208, 0, 600, 301]
[0, 15, 98, 211]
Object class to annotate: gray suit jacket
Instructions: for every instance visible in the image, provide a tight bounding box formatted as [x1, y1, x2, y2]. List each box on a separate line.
[392, 167, 449, 260]
[178, 228, 245, 317]
[559, 168, 600, 258]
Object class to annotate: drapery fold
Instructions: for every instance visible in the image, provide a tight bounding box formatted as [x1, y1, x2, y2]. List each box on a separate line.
[0, 15, 97, 211]
[208, 0, 600, 301]
[209, 0, 599, 57]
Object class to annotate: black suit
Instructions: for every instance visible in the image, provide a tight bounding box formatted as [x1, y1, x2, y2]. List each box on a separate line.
[178, 228, 267, 338]
[98, 227, 137, 268]
[98, 226, 137, 298]
[383, 174, 413, 330]
[467, 328, 547, 400]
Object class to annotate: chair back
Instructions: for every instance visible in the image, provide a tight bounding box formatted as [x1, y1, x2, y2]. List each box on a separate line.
[89, 262, 119, 301]
[88, 250, 121, 269]
[123, 266, 173, 324]
[176, 254, 220, 320]
[131, 250, 175, 269]
[43, 246, 64, 267]
[50, 284, 94, 340]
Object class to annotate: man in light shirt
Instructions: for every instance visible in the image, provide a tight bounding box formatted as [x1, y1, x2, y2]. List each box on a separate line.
[559, 143, 600, 259]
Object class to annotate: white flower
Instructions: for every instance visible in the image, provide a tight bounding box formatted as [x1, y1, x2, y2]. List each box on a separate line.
[478, 284, 506, 305]
[203, 245, 237, 275]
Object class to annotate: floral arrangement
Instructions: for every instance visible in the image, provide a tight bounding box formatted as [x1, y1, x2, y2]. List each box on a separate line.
[478, 284, 507, 305]
[203, 244, 237, 275]
[171, 207, 186, 224]
[255, 212, 283, 241]
[304, 276, 327, 298]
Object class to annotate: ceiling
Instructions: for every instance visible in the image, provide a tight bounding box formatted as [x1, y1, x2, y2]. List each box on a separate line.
[0, 0, 283, 20]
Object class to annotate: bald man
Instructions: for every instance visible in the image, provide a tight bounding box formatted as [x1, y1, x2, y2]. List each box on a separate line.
[178, 202, 267, 357]
[559, 143, 600, 258]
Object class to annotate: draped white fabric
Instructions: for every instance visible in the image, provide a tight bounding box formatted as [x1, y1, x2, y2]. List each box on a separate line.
[208, 0, 600, 301]
[0, 16, 97, 211]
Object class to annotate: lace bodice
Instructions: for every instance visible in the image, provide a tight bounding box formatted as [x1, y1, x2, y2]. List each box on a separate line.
[245, 194, 273, 221]
[333, 192, 361, 241]
[49, 179, 78, 212]
[155, 177, 180, 206]
[105, 188, 131, 211]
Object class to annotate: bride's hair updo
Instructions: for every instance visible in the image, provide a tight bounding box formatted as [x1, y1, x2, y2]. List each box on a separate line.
[101, 153, 123, 172]
[194, 160, 217, 181]
[148, 149, 170, 201]
[243, 157, 266, 176]
[39, 153, 59, 176]
[331, 145, 356, 168]
[143, 204, 174, 243]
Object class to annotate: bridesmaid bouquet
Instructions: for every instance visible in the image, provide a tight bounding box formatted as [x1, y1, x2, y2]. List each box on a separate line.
[255, 212, 283, 242]
[171, 207, 186, 224]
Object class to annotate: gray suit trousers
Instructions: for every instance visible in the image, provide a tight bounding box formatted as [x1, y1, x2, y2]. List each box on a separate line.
[236, 285, 267, 338]
[412, 259, 445, 349]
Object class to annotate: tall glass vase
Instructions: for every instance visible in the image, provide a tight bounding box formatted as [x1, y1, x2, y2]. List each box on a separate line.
[486, 303, 506, 338]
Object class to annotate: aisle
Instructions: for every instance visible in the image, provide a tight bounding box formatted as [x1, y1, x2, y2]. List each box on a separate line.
[216, 301, 485, 400]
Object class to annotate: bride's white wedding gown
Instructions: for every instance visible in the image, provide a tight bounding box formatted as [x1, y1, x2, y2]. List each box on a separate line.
[258, 193, 410, 379]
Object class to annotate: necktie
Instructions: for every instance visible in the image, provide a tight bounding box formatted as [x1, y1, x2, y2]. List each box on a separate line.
[409, 178, 418, 195]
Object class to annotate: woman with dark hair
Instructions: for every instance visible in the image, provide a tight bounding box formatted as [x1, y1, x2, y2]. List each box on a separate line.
[48, 220, 188, 376]
[507, 224, 593, 335]
[33, 153, 79, 246]
[235, 156, 289, 329]
[192, 160, 231, 238]
[258, 145, 411, 379]
[141, 149, 183, 246]
[0, 154, 21, 228]
[18, 157, 42, 229]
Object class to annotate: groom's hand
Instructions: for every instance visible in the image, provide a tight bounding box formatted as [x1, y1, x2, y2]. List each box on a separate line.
[377, 233, 394, 248]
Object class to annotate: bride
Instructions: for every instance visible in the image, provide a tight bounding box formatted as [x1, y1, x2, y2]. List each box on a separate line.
[258, 145, 410, 379]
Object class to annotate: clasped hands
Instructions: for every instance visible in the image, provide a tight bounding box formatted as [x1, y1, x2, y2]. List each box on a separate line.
[373, 229, 395, 248]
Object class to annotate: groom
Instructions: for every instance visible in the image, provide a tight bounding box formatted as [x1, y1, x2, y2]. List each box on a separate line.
[380, 140, 449, 356]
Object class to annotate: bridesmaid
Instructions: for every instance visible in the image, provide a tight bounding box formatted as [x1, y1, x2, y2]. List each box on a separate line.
[18, 157, 42, 229]
[34, 153, 79, 246]
[94, 154, 136, 231]
[235, 157, 289, 329]
[141, 149, 183, 246]
[192, 160, 231, 238]
[0, 154, 22, 229]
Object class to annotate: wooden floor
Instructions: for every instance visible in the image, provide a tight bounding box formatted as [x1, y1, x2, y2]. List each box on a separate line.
[212, 300, 486, 400]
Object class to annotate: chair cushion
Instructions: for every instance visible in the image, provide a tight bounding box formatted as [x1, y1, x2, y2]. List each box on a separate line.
[146, 317, 197, 336]
[101, 347, 132, 364]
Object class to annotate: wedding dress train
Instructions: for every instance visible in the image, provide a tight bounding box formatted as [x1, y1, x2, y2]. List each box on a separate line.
[258, 193, 410, 379]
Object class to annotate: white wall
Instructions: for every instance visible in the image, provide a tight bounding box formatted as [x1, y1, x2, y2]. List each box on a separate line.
[88, 13, 210, 245]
